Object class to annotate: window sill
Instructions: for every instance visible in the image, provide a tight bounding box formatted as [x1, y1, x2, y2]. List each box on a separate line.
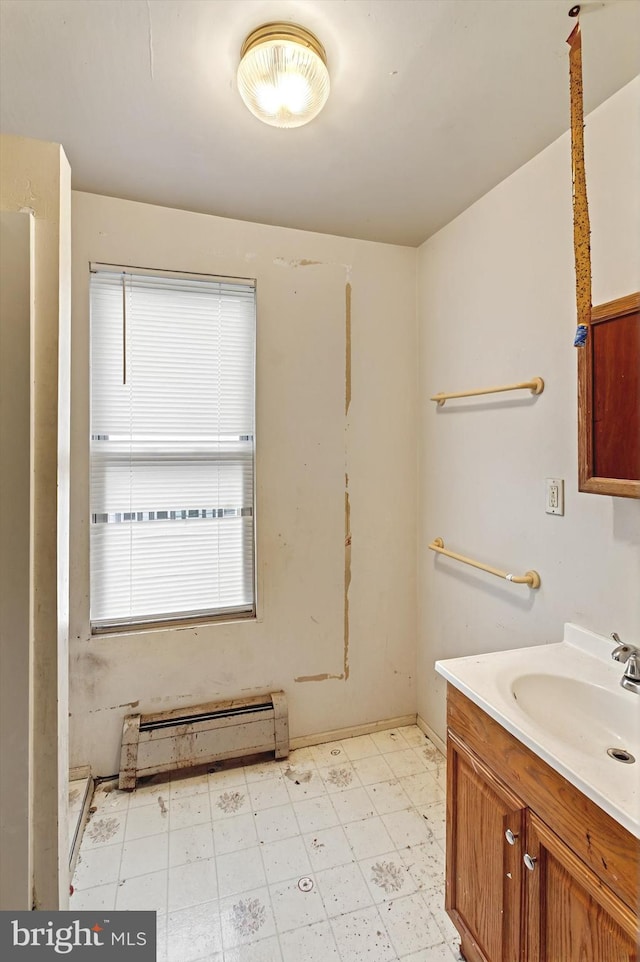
[90, 609, 258, 638]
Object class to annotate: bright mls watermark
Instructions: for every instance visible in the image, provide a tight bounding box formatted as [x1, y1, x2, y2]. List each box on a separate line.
[1, 912, 156, 959]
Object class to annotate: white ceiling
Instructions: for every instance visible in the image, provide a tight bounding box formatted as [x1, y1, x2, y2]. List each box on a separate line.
[1, 0, 638, 246]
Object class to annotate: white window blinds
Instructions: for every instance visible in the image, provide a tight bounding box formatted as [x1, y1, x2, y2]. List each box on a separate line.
[90, 267, 256, 630]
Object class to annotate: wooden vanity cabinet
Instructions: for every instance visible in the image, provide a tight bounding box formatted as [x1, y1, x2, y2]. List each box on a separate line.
[446, 686, 639, 962]
[524, 812, 638, 962]
[447, 732, 525, 962]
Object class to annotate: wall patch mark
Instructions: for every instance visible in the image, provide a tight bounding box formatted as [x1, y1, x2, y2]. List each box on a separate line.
[294, 672, 344, 682]
[345, 282, 352, 416]
[294, 282, 352, 684]
[343, 282, 352, 681]
[343, 485, 351, 681]
[146, 0, 155, 79]
[273, 257, 323, 268]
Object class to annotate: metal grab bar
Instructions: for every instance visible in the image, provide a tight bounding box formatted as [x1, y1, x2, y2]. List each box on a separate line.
[430, 377, 544, 406]
[428, 538, 541, 589]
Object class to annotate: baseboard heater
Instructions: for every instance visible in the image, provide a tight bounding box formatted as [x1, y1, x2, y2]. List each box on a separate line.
[119, 691, 288, 790]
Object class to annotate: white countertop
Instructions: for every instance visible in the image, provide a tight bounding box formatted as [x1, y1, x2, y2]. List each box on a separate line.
[435, 623, 640, 837]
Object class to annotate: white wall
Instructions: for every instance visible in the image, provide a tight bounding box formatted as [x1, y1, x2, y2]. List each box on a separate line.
[0, 134, 71, 910]
[70, 193, 417, 776]
[417, 77, 640, 741]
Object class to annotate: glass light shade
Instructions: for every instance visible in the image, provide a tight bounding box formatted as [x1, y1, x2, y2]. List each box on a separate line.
[237, 24, 330, 128]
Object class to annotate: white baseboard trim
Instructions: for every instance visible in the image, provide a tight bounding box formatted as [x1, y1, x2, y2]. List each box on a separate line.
[416, 715, 446, 756]
[290, 713, 417, 751]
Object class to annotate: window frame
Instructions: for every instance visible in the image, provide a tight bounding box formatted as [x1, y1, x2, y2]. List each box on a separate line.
[89, 262, 258, 634]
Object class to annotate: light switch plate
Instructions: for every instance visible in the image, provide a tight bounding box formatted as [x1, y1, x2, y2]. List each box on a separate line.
[545, 478, 564, 515]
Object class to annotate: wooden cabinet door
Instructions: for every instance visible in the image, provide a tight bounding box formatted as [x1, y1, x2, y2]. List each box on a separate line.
[578, 292, 640, 497]
[524, 812, 638, 962]
[446, 732, 526, 962]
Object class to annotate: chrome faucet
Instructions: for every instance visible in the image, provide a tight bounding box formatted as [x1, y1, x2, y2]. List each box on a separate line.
[611, 633, 640, 694]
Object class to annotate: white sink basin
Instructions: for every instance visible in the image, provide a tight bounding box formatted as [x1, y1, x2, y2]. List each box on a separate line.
[435, 624, 640, 837]
[509, 673, 637, 758]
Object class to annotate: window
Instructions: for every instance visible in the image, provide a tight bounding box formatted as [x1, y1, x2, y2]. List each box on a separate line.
[89, 266, 256, 631]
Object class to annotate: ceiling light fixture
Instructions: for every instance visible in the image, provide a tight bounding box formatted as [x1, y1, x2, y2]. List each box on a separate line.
[237, 22, 330, 128]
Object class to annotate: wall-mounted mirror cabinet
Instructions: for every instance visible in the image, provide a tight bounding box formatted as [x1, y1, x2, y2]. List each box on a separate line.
[578, 292, 640, 498]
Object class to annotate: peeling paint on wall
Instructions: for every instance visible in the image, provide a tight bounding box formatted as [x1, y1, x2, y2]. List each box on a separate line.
[273, 257, 324, 268]
[345, 282, 352, 416]
[272, 257, 353, 273]
[343, 281, 352, 681]
[87, 700, 139, 714]
[294, 673, 334, 682]
[146, 0, 155, 79]
[294, 281, 352, 685]
[344, 482, 351, 682]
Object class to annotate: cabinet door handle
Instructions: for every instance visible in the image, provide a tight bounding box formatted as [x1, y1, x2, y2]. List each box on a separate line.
[523, 853, 537, 872]
[505, 829, 519, 845]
